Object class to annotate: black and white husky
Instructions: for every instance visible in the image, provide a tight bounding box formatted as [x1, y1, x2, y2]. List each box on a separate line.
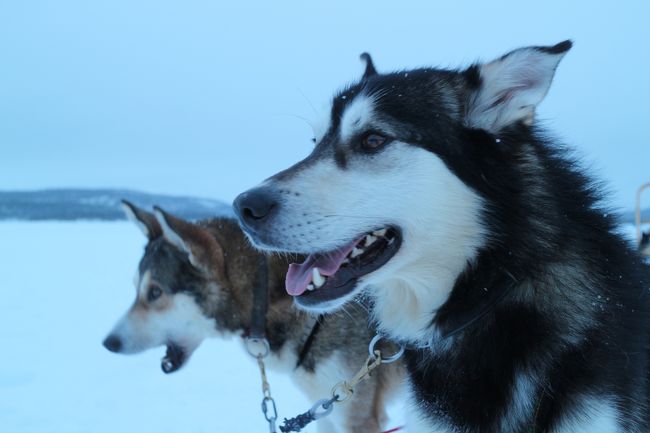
[234, 42, 650, 432]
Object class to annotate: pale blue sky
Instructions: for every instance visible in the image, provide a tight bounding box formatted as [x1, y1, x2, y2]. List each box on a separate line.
[1, 0, 648, 210]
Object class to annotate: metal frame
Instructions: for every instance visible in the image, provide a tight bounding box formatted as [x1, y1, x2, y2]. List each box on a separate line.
[635, 182, 650, 247]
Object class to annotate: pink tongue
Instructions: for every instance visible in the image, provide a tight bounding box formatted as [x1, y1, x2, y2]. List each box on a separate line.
[285, 240, 359, 296]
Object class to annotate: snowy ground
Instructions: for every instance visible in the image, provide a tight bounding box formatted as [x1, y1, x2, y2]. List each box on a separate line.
[1, 221, 645, 433]
[0, 222, 405, 433]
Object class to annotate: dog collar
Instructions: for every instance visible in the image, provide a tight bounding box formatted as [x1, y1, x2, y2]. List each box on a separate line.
[437, 267, 518, 340]
[248, 255, 270, 341]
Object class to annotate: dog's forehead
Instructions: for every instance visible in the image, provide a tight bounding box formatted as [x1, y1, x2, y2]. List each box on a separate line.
[318, 68, 462, 144]
[312, 89, 379, 147]
[312, 84, 364, 143]
[139, 239, 193, 290]
[139, 240, 168, 274]
[339, 94, 377, 142]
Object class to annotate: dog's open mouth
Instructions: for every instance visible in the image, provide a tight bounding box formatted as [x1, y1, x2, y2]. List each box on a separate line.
[161, 343, 186, 374]
[286, 227, 401, 307]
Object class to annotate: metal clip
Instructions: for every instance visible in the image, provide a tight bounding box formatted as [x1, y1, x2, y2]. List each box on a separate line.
[262, 396, 278, 433]
[280, 334, 404, 433]
[309, 397, 336, 420]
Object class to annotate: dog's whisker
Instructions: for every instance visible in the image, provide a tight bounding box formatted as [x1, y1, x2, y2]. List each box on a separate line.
[296, 86, 318, 115]
[323, 214, 381, 220]
[338, 304, 359, 324]
[272, 112, 315, 132]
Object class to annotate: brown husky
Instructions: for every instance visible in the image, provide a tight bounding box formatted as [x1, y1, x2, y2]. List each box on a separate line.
[102, 201, 401, 433]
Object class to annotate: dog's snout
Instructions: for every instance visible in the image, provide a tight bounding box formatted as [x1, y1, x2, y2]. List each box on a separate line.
[233, 187, 278, 229]
[103, 335, 123, 353]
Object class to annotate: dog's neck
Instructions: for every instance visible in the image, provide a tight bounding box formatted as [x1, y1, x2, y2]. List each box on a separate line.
[367, 172, 488, 345]
[199, 218, 306, 353]
[371, 128, 628, 349]
[395, 131, 648, 430]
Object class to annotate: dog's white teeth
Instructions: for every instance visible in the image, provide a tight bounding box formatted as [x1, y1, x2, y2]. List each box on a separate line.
[351, 247, 364, 258]
[373, 229, 387, 237]
[365, 235, 377, 246]
[342, 258, 350, 265]
[306, 283, 315, 291]
[312, 268, 325, 288]
[162, 358, 174, 372]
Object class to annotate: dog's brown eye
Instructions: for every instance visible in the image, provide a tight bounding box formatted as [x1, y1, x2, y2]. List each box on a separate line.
[361, 133, 388, 151]
[148, 286, 162, 302]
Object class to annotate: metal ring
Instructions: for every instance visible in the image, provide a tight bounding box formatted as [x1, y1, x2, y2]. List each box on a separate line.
[330, 382, 353, 403]
[368, 334, 405, 364]
[262, 396, 278, 422]
[309, 398, 335, 420]
[245, 337, 270, 358]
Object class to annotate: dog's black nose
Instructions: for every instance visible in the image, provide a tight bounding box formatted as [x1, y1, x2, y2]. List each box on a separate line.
[233, 187, 278, 229]
[103, 335, 122, 353]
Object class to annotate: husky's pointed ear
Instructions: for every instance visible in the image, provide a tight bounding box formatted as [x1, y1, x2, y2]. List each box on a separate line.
[153, 207, 224, 274]
[464, 40, 572, 133]
[121, 200, 162, 240]
[360, 52, 378, 80]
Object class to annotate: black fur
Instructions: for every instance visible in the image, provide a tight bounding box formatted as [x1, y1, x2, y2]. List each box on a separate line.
[367, 70, 648, 429]
[361, 67, 650, 431]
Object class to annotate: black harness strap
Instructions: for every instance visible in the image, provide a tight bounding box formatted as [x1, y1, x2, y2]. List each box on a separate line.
[248, 253, 325, 368]
[437, 268, 519, 339]
[249, 255, 269, 340]
[295, 315, 325, 370]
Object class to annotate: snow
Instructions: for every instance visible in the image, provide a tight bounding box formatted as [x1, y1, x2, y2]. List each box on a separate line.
[0, 222, 319, 432]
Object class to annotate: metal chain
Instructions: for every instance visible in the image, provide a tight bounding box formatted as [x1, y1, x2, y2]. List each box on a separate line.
[279, 334, 404, 433]
[256, 355, 272, 398]
[331, 333, 404, 404]
[257, 355, 279, 432]
[247, 338, 278, 433]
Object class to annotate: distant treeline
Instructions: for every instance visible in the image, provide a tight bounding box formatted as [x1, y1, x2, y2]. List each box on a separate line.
[0, 189, 232, 221]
